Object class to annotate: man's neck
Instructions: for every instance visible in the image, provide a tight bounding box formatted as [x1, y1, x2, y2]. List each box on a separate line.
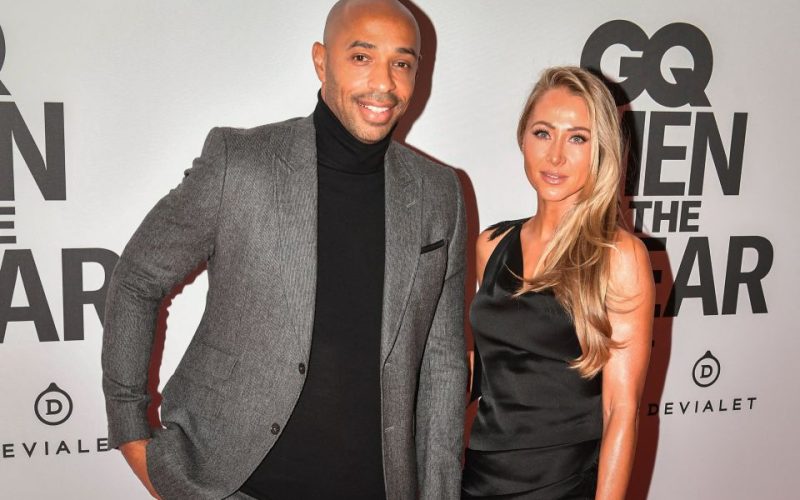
[313, 93, 392, 174]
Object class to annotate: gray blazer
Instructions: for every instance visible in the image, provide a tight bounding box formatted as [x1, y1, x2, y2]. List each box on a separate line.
[101, 114, 468, 500]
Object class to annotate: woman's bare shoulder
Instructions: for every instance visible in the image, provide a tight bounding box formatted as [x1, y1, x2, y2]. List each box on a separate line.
[609, 228, 654, 296]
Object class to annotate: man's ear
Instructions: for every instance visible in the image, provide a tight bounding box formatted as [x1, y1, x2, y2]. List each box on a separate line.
[312, 42, 326, 83]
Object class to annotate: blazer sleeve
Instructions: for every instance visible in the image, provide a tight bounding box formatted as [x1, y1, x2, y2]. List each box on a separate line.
[101, 127, 228, 449]
[415, 169, 468, 499]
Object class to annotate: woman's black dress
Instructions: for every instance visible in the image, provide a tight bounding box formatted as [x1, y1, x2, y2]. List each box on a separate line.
[462, 219, 602, 499]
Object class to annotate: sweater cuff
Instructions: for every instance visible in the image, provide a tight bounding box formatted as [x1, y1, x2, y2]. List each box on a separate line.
[105, 397, 154, 449]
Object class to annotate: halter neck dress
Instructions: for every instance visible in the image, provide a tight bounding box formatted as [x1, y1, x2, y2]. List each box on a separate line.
[462, 219, 602, 499]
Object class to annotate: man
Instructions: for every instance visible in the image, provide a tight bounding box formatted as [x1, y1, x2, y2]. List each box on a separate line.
[101, 1, 467, 499]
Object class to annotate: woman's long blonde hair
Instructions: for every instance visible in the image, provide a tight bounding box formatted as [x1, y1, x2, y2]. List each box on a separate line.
[516, 66, 623, 379]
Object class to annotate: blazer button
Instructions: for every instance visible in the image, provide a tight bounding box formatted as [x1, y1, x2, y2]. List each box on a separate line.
[298, 363, 306, 374]
[270, 423, 281, 435]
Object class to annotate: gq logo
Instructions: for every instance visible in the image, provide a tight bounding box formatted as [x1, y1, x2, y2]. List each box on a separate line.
[0, 22, 120, 345]
[0, 24, 8, 94]
[34, 382, 73, 425]
[0, 22, 66, 203]
[692, 351, 721, 388]
[581, 20, 713, 107]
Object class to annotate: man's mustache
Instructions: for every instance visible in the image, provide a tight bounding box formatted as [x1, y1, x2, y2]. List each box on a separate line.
[354, 93, 400, 106]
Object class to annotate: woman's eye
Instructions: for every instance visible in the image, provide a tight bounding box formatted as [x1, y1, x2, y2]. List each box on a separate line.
[570, 135, 588, 144]
[533, 129, 549, 139]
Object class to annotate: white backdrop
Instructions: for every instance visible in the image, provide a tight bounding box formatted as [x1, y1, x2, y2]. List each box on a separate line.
[0, 1, 798, 498]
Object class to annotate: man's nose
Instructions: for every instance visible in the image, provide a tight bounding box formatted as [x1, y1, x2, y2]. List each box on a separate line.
[369, 62, 396, 93]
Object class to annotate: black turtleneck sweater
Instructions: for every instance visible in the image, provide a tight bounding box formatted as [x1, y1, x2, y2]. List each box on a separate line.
[240, 96, 388, 499]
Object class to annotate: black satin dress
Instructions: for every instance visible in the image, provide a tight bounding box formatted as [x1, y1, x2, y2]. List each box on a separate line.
[462, 220, 602, 499]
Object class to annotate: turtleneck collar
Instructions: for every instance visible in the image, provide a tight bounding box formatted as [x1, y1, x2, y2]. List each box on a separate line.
[313, 92, 392, 174]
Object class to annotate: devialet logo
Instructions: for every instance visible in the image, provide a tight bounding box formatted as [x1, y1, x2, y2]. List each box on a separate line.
[34, 382, 73, 425]
[0, 384, 110, 460]
[646, 350, 757, 417]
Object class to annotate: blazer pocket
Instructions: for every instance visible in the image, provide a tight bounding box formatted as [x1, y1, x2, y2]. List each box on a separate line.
[181, 376, 226, 420]
[161, 373, 226, 421]
[420, 239, 446, 254]
[181, 340, 239, 380]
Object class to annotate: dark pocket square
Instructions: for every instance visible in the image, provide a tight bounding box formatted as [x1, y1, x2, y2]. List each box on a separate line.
[421, 239, 446, 253]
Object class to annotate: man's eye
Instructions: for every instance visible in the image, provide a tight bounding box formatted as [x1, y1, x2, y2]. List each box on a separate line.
[353, 54, 369, 62]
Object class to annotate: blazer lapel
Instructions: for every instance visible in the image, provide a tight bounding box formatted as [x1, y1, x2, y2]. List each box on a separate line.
[381, 143, 421, 365]
[275, 116, 317, 359]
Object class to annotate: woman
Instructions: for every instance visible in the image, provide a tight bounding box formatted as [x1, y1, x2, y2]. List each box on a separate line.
[462, 67, 655, 499]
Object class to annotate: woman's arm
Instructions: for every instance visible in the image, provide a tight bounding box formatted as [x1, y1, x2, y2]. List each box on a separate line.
[595, 230, 655, 500]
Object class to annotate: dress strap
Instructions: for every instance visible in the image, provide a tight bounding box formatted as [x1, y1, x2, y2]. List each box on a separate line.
[480, 218, 528, 291]
[486, 217, 530, 241]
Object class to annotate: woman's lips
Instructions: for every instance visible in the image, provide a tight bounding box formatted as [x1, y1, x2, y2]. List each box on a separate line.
[540, 171, 567, 185]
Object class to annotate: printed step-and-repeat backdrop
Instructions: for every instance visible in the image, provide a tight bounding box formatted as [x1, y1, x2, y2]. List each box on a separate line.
[1, 1, 797, 498]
